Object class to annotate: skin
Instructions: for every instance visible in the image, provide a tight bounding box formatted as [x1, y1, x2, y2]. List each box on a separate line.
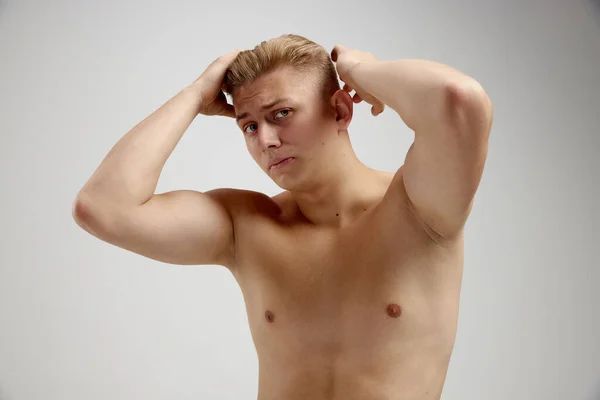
[218, 47, 490, 398]
[73, 44, 492, 400]
[233, 64, 380, 227]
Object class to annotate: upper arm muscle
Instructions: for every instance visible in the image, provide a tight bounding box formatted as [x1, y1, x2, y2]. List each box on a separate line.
[401, 84, 492, 240]
[77, 189, 235, 267]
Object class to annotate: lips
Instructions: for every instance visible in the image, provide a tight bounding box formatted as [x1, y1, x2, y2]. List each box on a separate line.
[269, 157, 294, 169]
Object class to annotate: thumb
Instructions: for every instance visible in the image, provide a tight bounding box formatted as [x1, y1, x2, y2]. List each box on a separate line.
[221, 103, 236, 118]
[216, 91, 236, 118]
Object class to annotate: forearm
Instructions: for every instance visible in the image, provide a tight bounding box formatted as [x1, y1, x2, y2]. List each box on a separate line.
[77, 84, 204, 207]
[349, 59, 483, 131]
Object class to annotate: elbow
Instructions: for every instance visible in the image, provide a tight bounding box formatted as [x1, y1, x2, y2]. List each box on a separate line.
[444, 79, 494, 137]
[72, 193, 95, 231]
[72, 192, 111, 238]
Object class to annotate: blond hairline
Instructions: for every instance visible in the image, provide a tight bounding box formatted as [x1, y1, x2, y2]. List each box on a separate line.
[223, 34, 340, 103]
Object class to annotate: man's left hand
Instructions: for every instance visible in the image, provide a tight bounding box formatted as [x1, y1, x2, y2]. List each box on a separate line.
[331, 44, 385, 116]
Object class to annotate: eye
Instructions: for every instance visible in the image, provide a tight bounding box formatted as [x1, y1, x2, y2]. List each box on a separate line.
[243, 123, 258, 134]
[275, 109, 291, 119]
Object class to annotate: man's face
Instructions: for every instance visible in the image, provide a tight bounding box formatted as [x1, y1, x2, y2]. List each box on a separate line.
[233, 66, 340, 190]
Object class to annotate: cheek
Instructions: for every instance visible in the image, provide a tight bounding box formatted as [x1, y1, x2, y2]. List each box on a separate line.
[288, 119, 323, 144]
[299, 125, 325, 147]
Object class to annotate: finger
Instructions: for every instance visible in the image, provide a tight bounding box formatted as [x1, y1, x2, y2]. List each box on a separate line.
[211, 49, 242, 76]
[331, 44, 344, 62]
[220, 49, 243, 64]
[371, 103, 385, 116]
[214, 91, 235, 118]
[352, 93, 362, 103]
[221, 103, 236, 118]
[343, 83, 352, 92]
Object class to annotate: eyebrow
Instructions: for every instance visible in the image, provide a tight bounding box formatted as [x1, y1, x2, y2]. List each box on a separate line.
[235, 98, 290, 123]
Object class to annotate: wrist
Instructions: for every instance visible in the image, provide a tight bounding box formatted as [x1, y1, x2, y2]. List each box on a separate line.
[183, 83, 206, 112]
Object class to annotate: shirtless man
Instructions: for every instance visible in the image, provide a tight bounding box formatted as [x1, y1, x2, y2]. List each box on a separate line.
[72, 34, 493, 400]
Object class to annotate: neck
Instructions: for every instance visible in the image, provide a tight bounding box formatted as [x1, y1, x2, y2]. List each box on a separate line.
[290, 142, 383, 228]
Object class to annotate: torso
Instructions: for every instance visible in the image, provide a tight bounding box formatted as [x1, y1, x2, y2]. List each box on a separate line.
[224, 170, 465, 400]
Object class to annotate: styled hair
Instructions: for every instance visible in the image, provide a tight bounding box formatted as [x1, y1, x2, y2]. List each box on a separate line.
[223, 34, 340, 103]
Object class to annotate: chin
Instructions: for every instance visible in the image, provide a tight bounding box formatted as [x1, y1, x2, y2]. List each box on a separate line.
[272, 174, 315, 193]
[267, 170, 296, 191]
[270, 177, 295, 192]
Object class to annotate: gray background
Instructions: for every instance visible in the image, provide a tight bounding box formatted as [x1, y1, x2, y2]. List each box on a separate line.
[1, 0, 599, 399]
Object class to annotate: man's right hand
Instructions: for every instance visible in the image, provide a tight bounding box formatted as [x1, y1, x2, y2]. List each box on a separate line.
[190, 50, 241, 118]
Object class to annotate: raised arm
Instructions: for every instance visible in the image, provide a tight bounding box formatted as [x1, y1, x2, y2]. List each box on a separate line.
[72, 50, 241, 267]
[332, 45, 493, 242]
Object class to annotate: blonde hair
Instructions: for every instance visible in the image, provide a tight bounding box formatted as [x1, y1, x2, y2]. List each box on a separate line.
[223, 34, 340, 103]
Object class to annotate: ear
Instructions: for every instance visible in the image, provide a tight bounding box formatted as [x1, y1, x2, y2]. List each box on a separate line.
[330, 89, 353, 130]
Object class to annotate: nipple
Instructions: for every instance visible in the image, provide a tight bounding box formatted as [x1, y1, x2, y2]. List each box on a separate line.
[386, 303, 402, 318]
[265, 310, 275, 323]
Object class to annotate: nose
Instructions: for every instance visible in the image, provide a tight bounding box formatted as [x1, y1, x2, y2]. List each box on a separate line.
[258, 124, 281, 150]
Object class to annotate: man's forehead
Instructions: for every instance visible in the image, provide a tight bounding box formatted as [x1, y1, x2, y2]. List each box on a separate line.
[234, 67, 312, 103]
[236, 80, 295, 104]
[232, 68, 319, 121]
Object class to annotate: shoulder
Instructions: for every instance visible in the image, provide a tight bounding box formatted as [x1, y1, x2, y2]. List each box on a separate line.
[206, 187, 286, 219]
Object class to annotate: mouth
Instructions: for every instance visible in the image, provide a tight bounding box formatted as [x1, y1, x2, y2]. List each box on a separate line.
[269, 157, 295, 170]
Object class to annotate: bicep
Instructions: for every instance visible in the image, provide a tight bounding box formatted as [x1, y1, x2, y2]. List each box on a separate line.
[83, 189, 235, 267]
[401, 84, 492, 240]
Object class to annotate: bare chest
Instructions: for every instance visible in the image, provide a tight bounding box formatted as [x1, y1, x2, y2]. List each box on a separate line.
[232, 207, 464, 359]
